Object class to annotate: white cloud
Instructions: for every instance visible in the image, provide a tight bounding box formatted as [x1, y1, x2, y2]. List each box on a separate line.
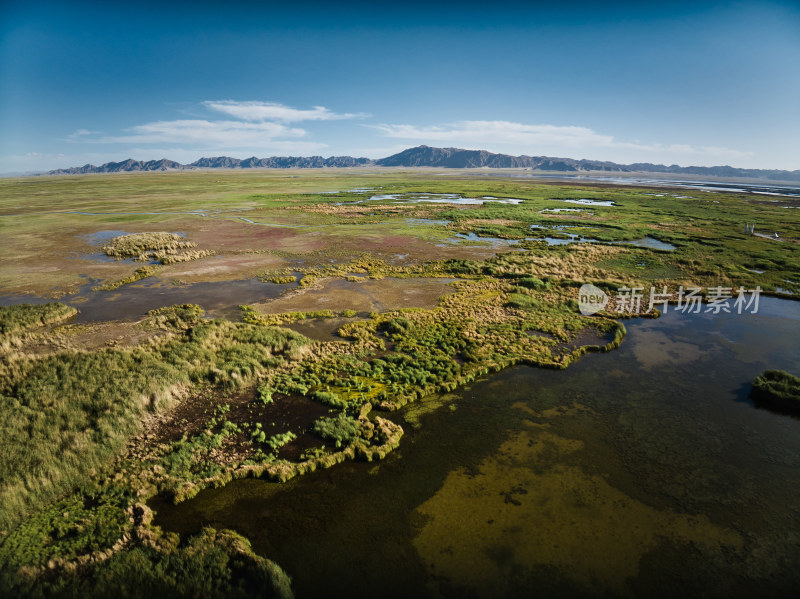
[61, 101, 365, 152]
[65, 129, 103, 141]
[612, 141, 753, 160]
[75, 119, 307, 148]
[371, 120, 753, 162]
[371, 121, 614, 150]
[203, 100, 367, 123]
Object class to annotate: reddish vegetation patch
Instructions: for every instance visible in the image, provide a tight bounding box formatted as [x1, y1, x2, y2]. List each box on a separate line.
[191, 220, 309, 252]
[333, 232, 513, 262]
[164, 254, 286, 282]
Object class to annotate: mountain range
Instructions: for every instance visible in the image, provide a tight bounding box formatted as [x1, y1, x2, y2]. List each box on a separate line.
[45, 145, 800, 182]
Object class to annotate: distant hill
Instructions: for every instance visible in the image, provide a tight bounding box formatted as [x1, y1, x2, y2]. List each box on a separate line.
[45, 145, 800, 182]
[375, 146, 800, 181]
[374, 145, 629, 171]
[190, 155, 373, 169]
[50, 158, 184, 174]
[47, 155, 371, 174]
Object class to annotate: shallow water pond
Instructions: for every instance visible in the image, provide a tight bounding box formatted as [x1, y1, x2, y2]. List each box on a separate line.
[529, 223, 593, 246]
[342, 193, 524, 205]
[153, 297, 800, 598]
[441, 232, 523, 248]
[0, 277, 291, 323]
[614, 236, 677, 251]
[552, 198, 618, 207]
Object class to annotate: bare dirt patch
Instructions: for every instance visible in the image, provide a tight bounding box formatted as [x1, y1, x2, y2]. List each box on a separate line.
[250, 277, 459, 314]
[164, 253, 287, 282]
[140, 384, 331, 464]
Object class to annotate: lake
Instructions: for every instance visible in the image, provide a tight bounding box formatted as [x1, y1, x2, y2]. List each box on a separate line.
[153, 297, 800, 598]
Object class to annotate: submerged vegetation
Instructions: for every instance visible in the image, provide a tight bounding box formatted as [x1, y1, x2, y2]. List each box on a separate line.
[0, 170, 798, 597]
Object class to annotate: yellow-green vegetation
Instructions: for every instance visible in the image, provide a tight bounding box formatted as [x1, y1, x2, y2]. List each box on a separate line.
[240, 305, 336, 326]
[267, 276, 297, 284]
[0, 302, 77, 335]
[0, 170, 798, 597]
[92, 265, 163, 291]
[252, 273, 623, 421]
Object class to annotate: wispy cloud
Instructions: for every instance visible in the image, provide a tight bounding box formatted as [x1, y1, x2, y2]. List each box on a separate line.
[371, 120, 753, 160]
[64, 100, 363, 151]
[372, 121, 614, 149]
[203, 100, 367, 123]
[95, 119, 307, 147]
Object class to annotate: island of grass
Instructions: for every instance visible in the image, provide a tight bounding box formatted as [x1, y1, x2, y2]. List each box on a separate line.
[0, 302, 77, 335]
[751, 370, 800, 414]
[102, 231, 214, 265]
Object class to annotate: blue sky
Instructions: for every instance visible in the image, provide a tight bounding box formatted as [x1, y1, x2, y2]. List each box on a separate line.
[1, 1, 799, 173]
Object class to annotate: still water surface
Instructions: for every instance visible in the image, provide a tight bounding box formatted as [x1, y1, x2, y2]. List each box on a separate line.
[153, 297, 800, 598]
[0, 277, 291, 322]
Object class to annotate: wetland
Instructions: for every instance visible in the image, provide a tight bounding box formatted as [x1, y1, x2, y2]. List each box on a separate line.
[1, 169, 798, 598]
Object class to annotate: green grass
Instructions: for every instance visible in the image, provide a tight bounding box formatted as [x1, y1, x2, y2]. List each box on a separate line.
[0, 318, 308, 534]
[0, 486, 131, 570]
[313, 413, 362, 448]
[2, 527, 293, 599]
[147, 303, 205, 328]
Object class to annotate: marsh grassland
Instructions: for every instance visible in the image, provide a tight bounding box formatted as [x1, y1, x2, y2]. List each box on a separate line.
[0, 170, 798, 598]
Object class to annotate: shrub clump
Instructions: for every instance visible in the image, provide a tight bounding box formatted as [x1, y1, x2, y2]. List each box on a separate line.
[102, 232, 196, 259]
[751, 369, 800, 413]
[92, 265, 162, 291]
[101, 232, 213, 265]
[2, 527, 293, 599]
[313, 413, 362, 448]
[268, 276, 297, 285]
[0, 303, 77, 335]
[147, 304, 205, 328]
